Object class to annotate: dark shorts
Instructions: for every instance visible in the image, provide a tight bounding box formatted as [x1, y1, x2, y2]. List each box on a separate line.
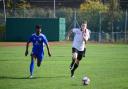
[72, 48, 86, 60]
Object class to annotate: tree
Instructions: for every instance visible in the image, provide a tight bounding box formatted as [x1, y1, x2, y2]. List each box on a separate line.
[109, 0, 119, 11]
[80, 0, 108, 12]
[16, 0, 31, 9]
[108, 0, 123, 42]
[6, 0, 14, 15]
[79, 0, 108, 32]
[7, 0, 13, 9]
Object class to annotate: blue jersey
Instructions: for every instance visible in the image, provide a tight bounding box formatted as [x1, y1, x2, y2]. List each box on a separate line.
[28, 33, 48, 55]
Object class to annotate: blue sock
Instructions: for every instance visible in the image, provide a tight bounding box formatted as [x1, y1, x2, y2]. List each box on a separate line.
[30, 59, 34, 76]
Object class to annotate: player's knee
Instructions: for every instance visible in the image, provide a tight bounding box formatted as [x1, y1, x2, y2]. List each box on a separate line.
[37, 63, 41, 67]
[37, 64, 40, 67]
[37, 60, 41, 67]
[72, 53, 77, 59]
[31, 54, 36, 59]
[75, 59, 79, 65]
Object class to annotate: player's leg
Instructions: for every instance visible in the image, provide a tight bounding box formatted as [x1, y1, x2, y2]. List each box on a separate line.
[71, 51, 83, 77]
[30, 55, 35, 78]
[70, 48, 77, 69]
[71, 54, 82, 72]
[37, 59, 41, 67]
[37, 53, 44, 67]
[83, 48, 86, 57]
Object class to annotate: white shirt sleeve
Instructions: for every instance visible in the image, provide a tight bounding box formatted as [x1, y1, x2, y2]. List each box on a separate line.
[72, 28, 79, 33]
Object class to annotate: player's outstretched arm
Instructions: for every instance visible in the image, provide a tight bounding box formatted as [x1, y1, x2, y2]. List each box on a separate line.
[46, 43, 51, 57]
[66, 29, 73, 40]
[25, 42, 30, 56]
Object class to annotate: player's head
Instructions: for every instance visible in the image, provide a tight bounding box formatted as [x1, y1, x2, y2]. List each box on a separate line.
[35, 25, 42, 35]
[81, 21, 87, 31]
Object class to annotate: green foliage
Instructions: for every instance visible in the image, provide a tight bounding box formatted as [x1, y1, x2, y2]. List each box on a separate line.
[6, 0, 14, 15]
[79, 1, 109, 32]
[80, 0, 108, 13]
[56, 8, 73, 31]
[16, 0, 31, 9]
[109, 0, 119, 11]
[76, 10, 100, 32]
[4, 0, 125, 32]
[108, 0, 121, 21]
[0, 25, 5, 31]
[0, 25, 5, 41]
[88, 0, 101, 1]
[103, 0, 123, 32]
[7, 0, 13, 9]
[7, 8, 49, 18]
[0, 13, 4, 18]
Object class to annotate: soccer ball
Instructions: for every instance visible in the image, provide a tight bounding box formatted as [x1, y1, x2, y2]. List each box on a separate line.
[82, 76, 90, 85]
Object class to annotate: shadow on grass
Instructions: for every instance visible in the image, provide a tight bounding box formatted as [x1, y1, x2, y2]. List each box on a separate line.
[71, 83, 83, 86]
[0, 75, 69, 80]
[0, 60, 10, 61]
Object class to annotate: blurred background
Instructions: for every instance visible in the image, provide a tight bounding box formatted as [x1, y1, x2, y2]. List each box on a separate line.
[0, 0, 128, 43]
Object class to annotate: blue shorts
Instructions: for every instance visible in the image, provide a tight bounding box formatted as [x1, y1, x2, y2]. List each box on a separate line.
[31, 51, 44, 61]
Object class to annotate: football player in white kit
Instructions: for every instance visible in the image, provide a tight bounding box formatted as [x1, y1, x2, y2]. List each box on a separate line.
[67, 21, 90, 77]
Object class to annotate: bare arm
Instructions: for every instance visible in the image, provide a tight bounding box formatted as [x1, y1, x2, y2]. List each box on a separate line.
[25, 41, 30, 56]
[45, 43, 51, 57]
[66, 29, 73, 40]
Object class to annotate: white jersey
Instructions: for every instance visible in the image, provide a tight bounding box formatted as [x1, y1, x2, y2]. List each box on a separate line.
[72, 28, 90, 51]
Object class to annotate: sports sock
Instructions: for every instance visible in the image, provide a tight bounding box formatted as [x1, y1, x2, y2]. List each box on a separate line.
[71, 63, 79, 77]
[72, 63, 78, 72]
[83, 48, 85, 57]
[70, 58, 75, 68]
[30, 59, 34, 76]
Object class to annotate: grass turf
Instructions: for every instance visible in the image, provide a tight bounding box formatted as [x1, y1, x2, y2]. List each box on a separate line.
[0, 43, 128, 89]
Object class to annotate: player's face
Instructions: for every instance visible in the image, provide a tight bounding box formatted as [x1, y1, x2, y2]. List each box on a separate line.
[81, 24, 87, 32]
[35, 28, 41, 35]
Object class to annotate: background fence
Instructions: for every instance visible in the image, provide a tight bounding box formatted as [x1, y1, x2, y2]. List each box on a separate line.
[0, 8, 128, 43]
[90, 32, 128, 43]
[6, 18, 65, 41]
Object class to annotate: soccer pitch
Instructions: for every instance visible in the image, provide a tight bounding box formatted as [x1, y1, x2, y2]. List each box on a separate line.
[0, 42, 128, 89]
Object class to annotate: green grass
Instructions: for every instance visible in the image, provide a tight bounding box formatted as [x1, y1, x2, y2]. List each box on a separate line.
[0, 43, 128, 89]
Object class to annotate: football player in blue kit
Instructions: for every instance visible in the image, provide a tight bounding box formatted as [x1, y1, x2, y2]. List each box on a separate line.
[25, 25, 51, 78]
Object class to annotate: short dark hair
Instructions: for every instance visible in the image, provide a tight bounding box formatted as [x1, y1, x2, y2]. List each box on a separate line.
[35, 25, 42, 29]
[82, 21, 87, 24]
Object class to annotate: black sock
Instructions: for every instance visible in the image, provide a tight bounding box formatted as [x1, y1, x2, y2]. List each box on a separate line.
[83, 48, 85, 57]
[70, 58, 75, 68]
[72, 63, 78, 72]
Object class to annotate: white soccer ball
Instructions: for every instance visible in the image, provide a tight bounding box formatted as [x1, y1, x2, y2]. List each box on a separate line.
[82, 76, 90, 85]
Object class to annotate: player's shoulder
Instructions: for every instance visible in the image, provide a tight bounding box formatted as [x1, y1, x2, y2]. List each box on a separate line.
[40, 33, 45, 37]
[39, 33, 47, 39]
[31, 33, 45, 36]
[72, 28, 80, 32]
[31, 33, 36, 36]
[72, 28, 80, 30]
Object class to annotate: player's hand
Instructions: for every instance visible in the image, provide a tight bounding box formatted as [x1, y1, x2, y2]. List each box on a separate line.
[48, 51, 51, 57]
[25, 50, 28, 56]
[66, 36, 69, 40]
